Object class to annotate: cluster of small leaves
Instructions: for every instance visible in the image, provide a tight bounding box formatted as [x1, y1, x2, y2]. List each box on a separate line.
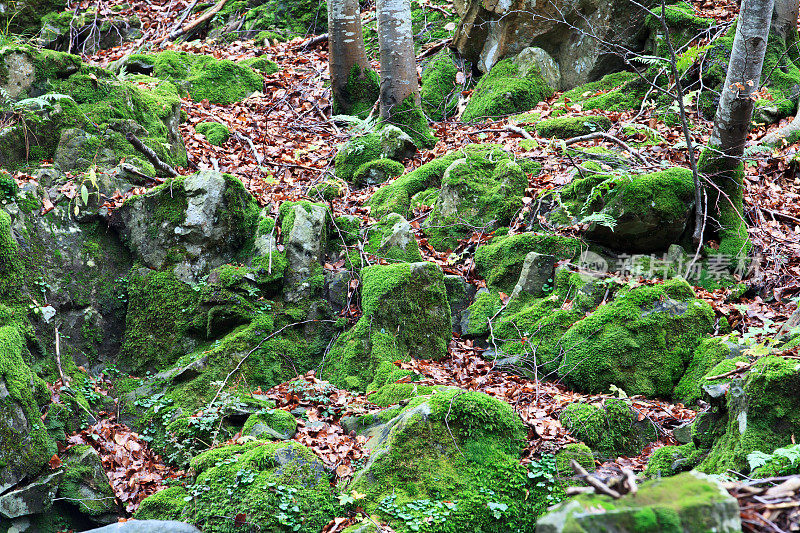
[378, 493, 457, 532]
[748, 444, 800, 475]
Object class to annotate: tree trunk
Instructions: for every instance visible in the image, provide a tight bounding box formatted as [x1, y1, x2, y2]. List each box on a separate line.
[328, 0, 379, 116]
[699, 0, 775, 258]
[771, 0, 799, 45]
[376, 0, 436, 147]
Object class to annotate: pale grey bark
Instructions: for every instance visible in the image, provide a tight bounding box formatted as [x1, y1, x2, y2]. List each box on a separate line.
[377, 0, 420, 119]
[771, 0, 799, 43]
[328, 0, 372, 114]
[707, 0, 775, 162]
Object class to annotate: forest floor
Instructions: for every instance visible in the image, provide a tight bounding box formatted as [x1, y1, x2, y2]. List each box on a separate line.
[23, 0, 800, 530]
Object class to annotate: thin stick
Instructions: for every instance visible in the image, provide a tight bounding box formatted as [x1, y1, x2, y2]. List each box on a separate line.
[125, 132, 178, 177]
[55, 327, 66, 385]
[562, 132, 648, 164]
[571, 459, 622, 499]
[705, 361, 754, 381]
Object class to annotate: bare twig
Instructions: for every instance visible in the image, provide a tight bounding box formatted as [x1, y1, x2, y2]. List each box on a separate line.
[125, 132, 178, 177]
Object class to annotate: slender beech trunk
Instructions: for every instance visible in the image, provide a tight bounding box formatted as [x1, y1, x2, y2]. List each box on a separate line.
[376, 0, 436, 147]
[700, 0, 775, 258]
[328, 0, 378, 116]
[771, 0, 799, 45]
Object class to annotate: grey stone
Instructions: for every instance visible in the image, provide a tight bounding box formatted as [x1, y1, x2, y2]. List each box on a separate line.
[536, 471, 741, 533]
[0, 471, 62, 519]
[1, 52, 35, 99]
[513, 47, 561, 91]
[673, 422, 693, 445]
[511, 252, 556, 299]
[282, 202, 328, 300]
[324, 269, 352, 314]
[444, 275, 476, 334]
[60, 446, 120, 523]
[454, 0, 650, 89]
[82, 521, 202, 533]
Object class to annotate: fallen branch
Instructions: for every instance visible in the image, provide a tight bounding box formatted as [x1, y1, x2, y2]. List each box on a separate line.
[760, 207, 800, 226]
[571, 459, 622, 499]
[563, 132, 648, 165]
[417, 38, 452, 60]
[299, 33, 329, 48]
[761, 113, 800, 147]
[232, 131, 264, 165]
[125, 132, 178, 177]
[506, 124, 535, 141]
[155, 0, 229, 44]
[705, 361, 754, 381]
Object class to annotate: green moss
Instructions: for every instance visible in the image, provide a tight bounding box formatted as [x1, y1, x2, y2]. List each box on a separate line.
[351, 389, 553, 532]
[0, 172, 18, 202]
[0, 211, 23, 302]
[367, 383, 435, 407]
[425, 152, 537, 251]
[421, 48, 459, 121]
[462, 58, 553, 123]
[242, 408, 297, 438]
[557, 279, 715, 397]
[474, 232, 583, 293]
[379, 94, 437, 149]
[368, 145, 504, 218]
[240, 56, 279, 75]
[0, 0, 65, 34]
[644, 443, 705, 478]
[644, 2, 714, 56]
[335, 133, 383, 182]
[59, 446, 117, 516]
[698, 356, 800, 474]
[560, 399, 656, 460]
[234, 0, 327, 37]
[674, 337, 741, 406]
[555, 443, 595, 478]
[557, 71, 645, 113]
[352, 158, 405, 189]
[362, 213, 423, 263]
[134, 486, 189, 520]
[195, 121, 230, 146]
[333, 65, 380, 118]
[119, 51, 263, 105]
[322, 262, 451, 391]
[697, 150, 750, 260]
[536, 115, 612, 139]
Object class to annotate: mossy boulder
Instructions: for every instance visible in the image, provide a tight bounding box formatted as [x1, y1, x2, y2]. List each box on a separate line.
[0, 323, 54, 494]
[136, 440, 336, 532]
[58, 445, 120, 523]
[535, 115, 612, 139]
[0, 0, 65, 34]
[352, 158, 404, 189]
[111, 171, 260, 281]
[349, 388, 558, 532]
[556, 71, 646, 114]
[555, 443, 595, 479]
[368, 144, 508, 219]
[537, 471, 741, 533]
[239, 56, 280, 75]
[112, 51, 264, 105]
[420, 48, 460, 121]
[278, 201, 328, 297]
[307, 178, 347, 201]
[424, 150, 538, 251]
[474, 232, 583, 293]
[674, 337, 747, 406]
[37, 9, 143, 54]
[0, 47, 185, 174]
[215, 0, 327, 39]
[242, 409, 297, 440]
[322, 262, 452, 391]
[560, 399, 657, 461]
[697, 356, 800, 474]
[358, 213, 423, 265]
[195, 121, 230, 146]
[334, 126, 416, 182]
[557, 279, 715, 397]
[462, 58, 553, 123]
[644, 443, 705, 478]
[544, 168, 695, 253]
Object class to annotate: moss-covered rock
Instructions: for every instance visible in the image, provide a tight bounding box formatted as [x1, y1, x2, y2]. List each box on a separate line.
[543, 168, 695, 253]
[560, 399, 657, 460]
[556, 71, 646, 114]
[366, 382, 436, 408]
[697, 356, 800, 474]
[644, 443, 705, 478]
[322, 262, 451, 391]
[349, 388, 559, 532]
[136, 440, 336, 532]
[334, 126, 416, 182]
[474, 232, 583, 293]
[0, 46, 185, 174]
[216, 0, 327, 40]
[112, 51, 264, 105]
[420, 48, 460, 121]
[242, 408, 297, 440]
[37, 9, 143, 54]
[462, 58, 554, 123]
[307, 178, 348, 202]
[352, 158, 405, 189]
[0, 0, 65, 34]
[240, 56, 280, 75]
[368, 144, 506, 219]
[195, 121, 230, 146]
[424, 150, 538, 251]
[362, 213, 423, 264]
[537, 471, 741, 533]
[555, 443, 595, 479]
[557, 279, 715, 397]
[536, 115, 612, 139]
[674, 337, 747, 406]
[58, 445, 120, 521]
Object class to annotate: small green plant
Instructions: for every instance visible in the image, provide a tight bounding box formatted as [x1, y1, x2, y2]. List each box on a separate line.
[748, 444, 800, 475]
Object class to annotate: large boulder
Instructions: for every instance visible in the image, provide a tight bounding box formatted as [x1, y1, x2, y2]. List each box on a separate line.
[557, 279, 715, 397]
[37, 10, 143, 54]
[58, 445, 121, 524]
[454, 0, 652, 89]
[0, 0, 65, 34]
[543, 168, 696, 253]
[135, 441, 336, 533]
[348, 388, 556, 531]
[334, 126, 416, 182]
[278, 201, 328, 298]
[424, 150, 538, 250]
[322, 261, 452, 391]
[110, 171, 260, 282]
[0, 46, 185, 175]
[536, 471, 741, 533]
[111, 51, 264, 105]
